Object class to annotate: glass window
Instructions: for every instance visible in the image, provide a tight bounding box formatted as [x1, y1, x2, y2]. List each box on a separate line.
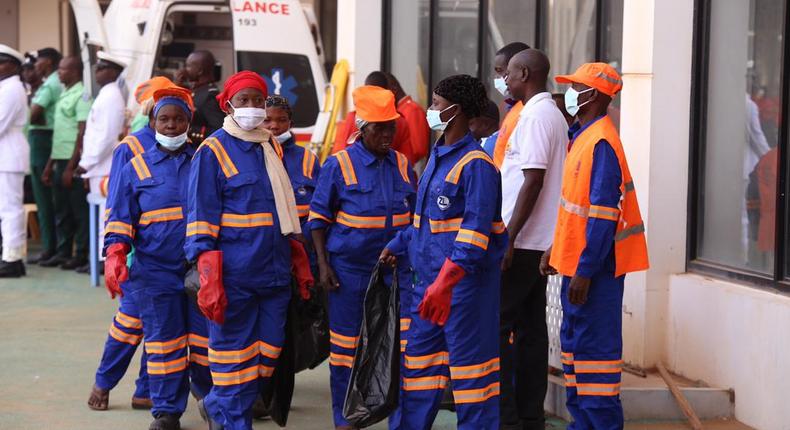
[542, 0, 597, 89]
[695, 0, 784, 275]
[387, 0, 431, 107]
[431, 0, 480, 86]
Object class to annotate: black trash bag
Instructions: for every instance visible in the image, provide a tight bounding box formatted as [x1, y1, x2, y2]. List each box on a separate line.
[259, 284, 298, 427]
[293, 286, 330, 373]
[342, 263, 400, 428]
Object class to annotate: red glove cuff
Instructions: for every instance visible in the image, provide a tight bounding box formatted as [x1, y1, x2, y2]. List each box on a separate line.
[435, 258, 466, 289]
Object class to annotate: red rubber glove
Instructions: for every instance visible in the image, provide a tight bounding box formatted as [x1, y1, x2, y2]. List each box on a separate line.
[104, 243, 130, 299]
[196, 251, 227, 324]
[418, 258, 466, 326]
[289, 239, 314, 300]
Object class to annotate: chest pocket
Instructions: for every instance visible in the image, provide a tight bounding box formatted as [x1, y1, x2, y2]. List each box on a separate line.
[225, 171, 272, 209]
[291, 176, 316, 203]
[136, 177, 169, 214]
[429, 180, 463, 221]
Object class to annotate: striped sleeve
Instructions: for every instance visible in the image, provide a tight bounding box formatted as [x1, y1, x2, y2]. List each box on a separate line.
[104, 165, 139, 251]
[307, 156, 340, 228]
[184, 143, 224, 261]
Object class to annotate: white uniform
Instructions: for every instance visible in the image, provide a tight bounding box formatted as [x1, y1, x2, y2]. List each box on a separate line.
[0, 74, 31, 262]
[79, 79, 126, 249]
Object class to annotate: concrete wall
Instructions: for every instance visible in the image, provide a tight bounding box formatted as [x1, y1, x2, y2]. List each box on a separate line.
[336, 0, 382, 112]
[18, 0, 62, 54]
[668, 274, 790, 430]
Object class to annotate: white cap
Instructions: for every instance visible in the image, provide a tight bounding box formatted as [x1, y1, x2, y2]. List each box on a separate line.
[96, 51, 128, 69]
[0, 44, 24, 64]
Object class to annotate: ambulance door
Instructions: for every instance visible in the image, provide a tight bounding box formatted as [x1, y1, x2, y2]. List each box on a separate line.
[230, 0, 327, 143]
[69, 0, 110, 97]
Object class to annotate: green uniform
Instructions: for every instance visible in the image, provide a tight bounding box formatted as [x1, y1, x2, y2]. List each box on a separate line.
[28, 72, 63, 254]
[51, 81, 92, 260]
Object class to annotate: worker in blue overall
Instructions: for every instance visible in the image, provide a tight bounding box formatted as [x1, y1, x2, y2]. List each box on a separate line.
[87, 77, 177, 412]
[103, 87, 200, 430]
[185, 71, 312, 430]
[309, 85, 416, 430]
[381, 74, 506, 430]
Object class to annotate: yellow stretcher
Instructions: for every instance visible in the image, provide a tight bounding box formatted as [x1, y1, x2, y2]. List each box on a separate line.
[310, 59, 350, 164]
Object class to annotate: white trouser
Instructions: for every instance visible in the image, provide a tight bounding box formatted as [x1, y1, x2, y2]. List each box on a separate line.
[0, 172, 26, 262]
[88, 177, 107, 261]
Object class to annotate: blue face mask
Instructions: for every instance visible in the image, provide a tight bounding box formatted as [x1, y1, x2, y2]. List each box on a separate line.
[426, 104, 458, 132]
[564, 87, 594, 117]
[276, 130, 292, 142]
[156, 131, 188, 150]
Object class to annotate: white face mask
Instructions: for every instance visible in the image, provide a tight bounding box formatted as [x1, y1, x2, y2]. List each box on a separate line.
[426, 104, 458, 132]
[229, 102, 267, 131]
[276, 130, 292, 142]
[494, 77, 510, 98]
[564, 87, 594, 117]
[155, 131, 188, 150]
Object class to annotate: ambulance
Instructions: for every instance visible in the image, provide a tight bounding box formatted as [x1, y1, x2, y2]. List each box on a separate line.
[70, 0, 327, 142]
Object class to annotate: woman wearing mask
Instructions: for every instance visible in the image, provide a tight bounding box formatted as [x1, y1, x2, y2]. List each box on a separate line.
[381, 74, 506, 430]
[309, 85, 416, 430]
[184, 71, 312, 430]
[102, 87, 199, 430]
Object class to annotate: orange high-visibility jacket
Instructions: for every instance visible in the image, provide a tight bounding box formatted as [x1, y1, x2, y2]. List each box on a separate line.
[492, 101, 524, 168]
[550, 115, 649, 277]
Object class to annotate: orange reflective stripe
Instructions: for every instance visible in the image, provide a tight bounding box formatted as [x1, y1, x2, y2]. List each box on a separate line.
[589, 205, 620, 222]
[491, 221, 506, 234]
[335, 151, 358, 185]
[109, 324, 142, 345]
[615, 224, 645, 242]
[188, 333, 209, 349]
[400, 318, 411, 331]
[330, 330, 359, 349]
[392, 212, 412, 227]
[449, 358, 500, 380]
[220, 212, 274, 228]
[104, 208, 111, 223]
[115, 311, 142, 330]
[296, 205, 310, 218]
[336, 211, 386, 229]
[211, 364, 259, 386]
[456, 228, 489, 250]
[271, 140, 283, 159]
[259, 364, 275, 378]
[429, 218, 463, 233]
[403, 375, 449, 391]
[209, 343, 259, 364]
[130, 155, 152, 180]
[186, 221, 220, 238]
[121, 136, 145, 156]
[405, 351, 449, 369]
[576, 382, 621, 396]
[564, 374, 577, 387]
[190, 353, 209, 367]
[396, 152, 411, 184]
[445, 151, 494, 184]
[302, 149, 317, 179]
[413, 214, 421, 228]
[202, 138, 239, 178]
[453, 382, 500, 404]
[139, 207, 183, 225]
[308, 210, 334, 223]
[400, 339, 408, 353]
[147, 356, 188, 375]
[106, 221, 134, 238]
[145, 335, 188, 355]
[258, 341, 282, 360]
[329, 352, 354, 368]
[573, 359, 624, 374]
[561, 352, 574, 365]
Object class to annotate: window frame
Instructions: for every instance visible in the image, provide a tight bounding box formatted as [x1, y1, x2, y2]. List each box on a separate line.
[687, 0, 790, 291]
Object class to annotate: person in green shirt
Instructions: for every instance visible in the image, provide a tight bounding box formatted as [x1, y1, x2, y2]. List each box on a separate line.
[40, 56, 92, 270]
[27, 47, 62, 264]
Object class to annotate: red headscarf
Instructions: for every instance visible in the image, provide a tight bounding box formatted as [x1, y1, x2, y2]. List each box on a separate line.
[216, 71, 269, 112]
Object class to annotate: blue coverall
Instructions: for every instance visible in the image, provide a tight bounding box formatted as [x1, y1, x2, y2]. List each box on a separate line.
[386, 132, 506, 430]
[561, 119, 625, 430]
[93, 125, 154, 400]
[280, 135, 320, 226]
[309, 141, 416, 427]
[184, 130, 293, 430]
[104, 143, 201, 417]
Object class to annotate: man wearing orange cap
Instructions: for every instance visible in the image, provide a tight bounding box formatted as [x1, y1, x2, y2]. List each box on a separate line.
[309, 85, 416, 430]
[541, 63, 649, 429]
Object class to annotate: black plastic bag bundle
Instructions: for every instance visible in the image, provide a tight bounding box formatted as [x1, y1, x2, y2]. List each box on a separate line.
[293, 287, 330, 373]
[342, 263, 400, 428]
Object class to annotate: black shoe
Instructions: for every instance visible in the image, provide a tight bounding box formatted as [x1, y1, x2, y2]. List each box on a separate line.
[198, 399, 224, 430]
[75, 263, 91, 274]
[148, 413, 181, 430]
[27, 250, 55, 264]
[61, 257, 88, 270]
[0, 261, 25, 278]
[39, 254, 69, 267]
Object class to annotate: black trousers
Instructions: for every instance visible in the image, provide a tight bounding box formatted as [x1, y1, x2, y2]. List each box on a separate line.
[499, 249, 549, 429]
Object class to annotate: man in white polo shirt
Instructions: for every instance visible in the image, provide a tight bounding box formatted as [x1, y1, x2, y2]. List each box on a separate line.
[498, 48, 568, 430]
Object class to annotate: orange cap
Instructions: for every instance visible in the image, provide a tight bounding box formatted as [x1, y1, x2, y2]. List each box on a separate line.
[134, 76, 176, 104]
[555, 63, 622, 97]
[152, 87, 195, 113]
[352, 85, 400, 123]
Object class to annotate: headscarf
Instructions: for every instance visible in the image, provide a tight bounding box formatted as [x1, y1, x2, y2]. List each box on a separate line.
[216, 71, 268, 112]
